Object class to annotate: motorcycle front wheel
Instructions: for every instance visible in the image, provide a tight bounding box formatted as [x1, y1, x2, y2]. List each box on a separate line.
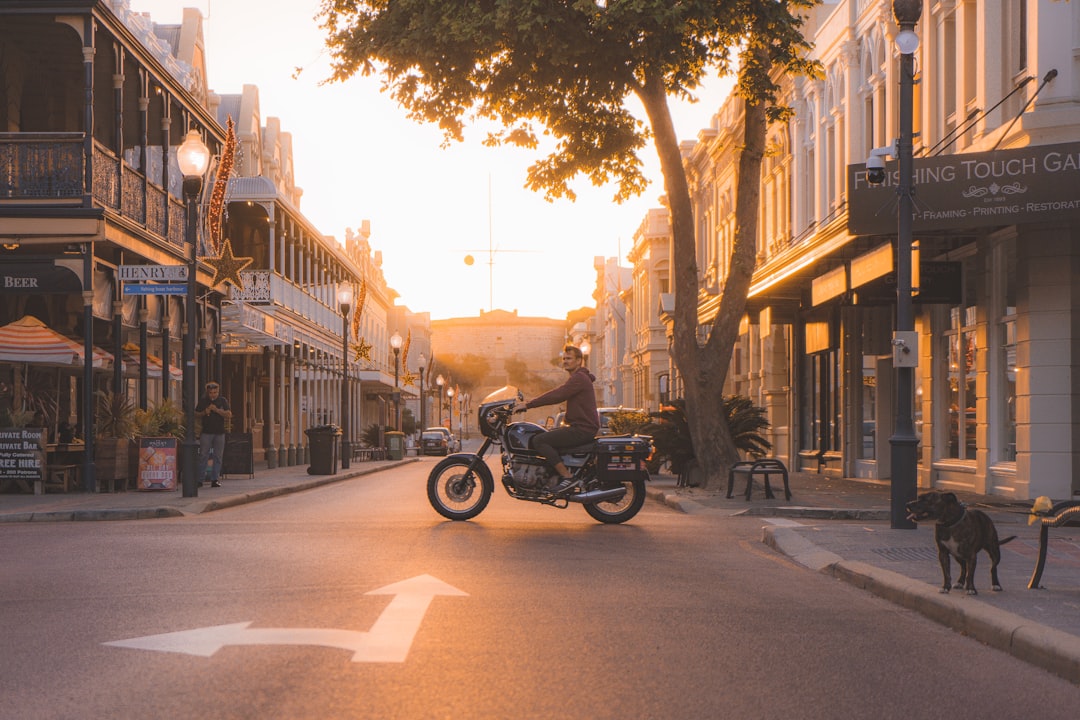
[427, 457, 492, 521]
[583, 476, 647, 524]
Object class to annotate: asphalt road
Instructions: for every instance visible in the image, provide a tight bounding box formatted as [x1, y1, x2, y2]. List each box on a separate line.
[2, 460, 1078, 719]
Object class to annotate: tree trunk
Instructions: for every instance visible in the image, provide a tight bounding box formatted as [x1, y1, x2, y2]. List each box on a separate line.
[636, 70, 770, 489]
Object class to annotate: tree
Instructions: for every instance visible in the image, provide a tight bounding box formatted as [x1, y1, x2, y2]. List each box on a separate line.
[432, 353, 491, 395]
[319, 0, 818, 487]
[504, 356, 548, 397]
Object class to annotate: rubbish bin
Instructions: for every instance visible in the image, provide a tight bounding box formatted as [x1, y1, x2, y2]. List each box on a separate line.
[385, 431, 405, 461]
[305, 425, 341, 475]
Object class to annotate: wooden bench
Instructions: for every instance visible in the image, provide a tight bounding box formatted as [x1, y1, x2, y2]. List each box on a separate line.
[727, 459, 791, 501]
[1027, 500, 1080, 589]
[44, 464, 78, 494]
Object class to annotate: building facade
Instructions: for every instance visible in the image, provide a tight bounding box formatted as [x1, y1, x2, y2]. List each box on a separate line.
[666, 0, 1080, 500]
[0, 0, 408, 487]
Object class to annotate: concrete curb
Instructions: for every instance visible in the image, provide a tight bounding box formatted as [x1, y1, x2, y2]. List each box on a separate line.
[645, 487, 710, 514]
[181, 459, 419, 516]
[762, 525, 1080, 685]
[0, 459, 417, 523]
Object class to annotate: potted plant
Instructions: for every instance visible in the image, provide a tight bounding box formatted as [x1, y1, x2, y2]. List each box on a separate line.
[94, 390, 138, 487]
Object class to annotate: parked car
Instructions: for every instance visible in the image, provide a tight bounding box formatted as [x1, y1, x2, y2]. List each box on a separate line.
[421, 426, 458, 455]
[553, 407, 647, 435]
[598, 407, 646, 435]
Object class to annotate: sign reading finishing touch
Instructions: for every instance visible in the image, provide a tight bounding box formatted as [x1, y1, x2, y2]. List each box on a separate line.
[847, 140, 1080, 236]
[118, 265, 188, 282]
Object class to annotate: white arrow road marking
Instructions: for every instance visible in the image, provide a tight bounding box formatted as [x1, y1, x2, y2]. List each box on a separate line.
[104, 574, 468, 663]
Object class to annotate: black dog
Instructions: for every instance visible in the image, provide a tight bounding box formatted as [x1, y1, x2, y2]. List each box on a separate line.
[905, 490, 1017, 595]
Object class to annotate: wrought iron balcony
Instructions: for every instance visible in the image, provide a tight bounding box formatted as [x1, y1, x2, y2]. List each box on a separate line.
[0, 132, 185, 248]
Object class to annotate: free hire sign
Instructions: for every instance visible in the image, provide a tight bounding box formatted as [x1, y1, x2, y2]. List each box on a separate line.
[847, 140, 1080, 236]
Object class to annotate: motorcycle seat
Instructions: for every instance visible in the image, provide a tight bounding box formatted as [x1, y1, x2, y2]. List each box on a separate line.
[563, 442, 596, 456]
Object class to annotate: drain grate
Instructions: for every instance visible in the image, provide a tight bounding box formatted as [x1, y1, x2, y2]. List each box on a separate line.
[871, 546, 940, 562]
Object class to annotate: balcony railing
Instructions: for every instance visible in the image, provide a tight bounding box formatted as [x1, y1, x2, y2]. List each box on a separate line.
[0, 132, 185, 248]
[0, 132, 83, 199]
[232, 269, 342, 335]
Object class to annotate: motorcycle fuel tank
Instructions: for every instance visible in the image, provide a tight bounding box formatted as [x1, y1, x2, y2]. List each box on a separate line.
[505, 421, 547, 454]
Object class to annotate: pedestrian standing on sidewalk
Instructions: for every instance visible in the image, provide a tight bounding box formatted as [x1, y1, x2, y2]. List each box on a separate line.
[195, 382, 231, 488]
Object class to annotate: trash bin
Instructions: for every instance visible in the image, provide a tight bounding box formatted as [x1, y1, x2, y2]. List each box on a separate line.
[385, 431, 405, 461]
[305, 425, 341, 475]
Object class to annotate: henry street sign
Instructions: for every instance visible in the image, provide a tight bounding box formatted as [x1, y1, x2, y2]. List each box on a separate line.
[118, 264, 188, 282]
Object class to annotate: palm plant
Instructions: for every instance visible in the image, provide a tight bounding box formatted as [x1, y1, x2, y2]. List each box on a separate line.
[643, 396, 772, 487]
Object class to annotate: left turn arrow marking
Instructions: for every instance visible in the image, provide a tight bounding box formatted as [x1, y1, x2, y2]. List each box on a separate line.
[104, 574, 468, 663]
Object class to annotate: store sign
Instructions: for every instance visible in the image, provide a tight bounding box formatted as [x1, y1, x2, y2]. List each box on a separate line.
[0, 428, 45, 490]
[848, 141, 1080, 235]
[0, 263, 82, 294]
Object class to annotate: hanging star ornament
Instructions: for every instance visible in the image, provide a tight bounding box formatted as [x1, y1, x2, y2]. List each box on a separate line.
[203, 238, 254, 290]
[351, 337, 372, 362]
[402, 370, 416, 387]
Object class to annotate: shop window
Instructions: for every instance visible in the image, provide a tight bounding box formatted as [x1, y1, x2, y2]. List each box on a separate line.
[801, 349, 840, 453]
[945, 305, 977, 460]
[860, 355, 877, 460]
[996, 237, 1017, 462]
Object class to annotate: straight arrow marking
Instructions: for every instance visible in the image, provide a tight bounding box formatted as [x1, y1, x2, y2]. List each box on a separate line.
[103, 574, 468, 663]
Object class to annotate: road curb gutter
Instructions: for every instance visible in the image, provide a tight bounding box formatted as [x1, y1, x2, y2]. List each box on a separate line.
[762, 525, 1080, 685]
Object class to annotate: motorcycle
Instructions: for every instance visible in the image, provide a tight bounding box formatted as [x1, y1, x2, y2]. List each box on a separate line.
[426, 386, 653, 524]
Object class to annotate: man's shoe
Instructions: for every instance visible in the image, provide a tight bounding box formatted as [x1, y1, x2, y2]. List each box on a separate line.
[211, 481, 221, 488]
[550, 477, 576, 495]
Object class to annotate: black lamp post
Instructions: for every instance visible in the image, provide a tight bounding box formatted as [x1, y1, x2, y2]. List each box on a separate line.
[337, 282, 353, 470]
[446, 385, 455, 436]
[890, 0, 922, 529]
[418, 353, 426, 432]
[436, 374, 445, 426]
[177, 129, 210, 498]
[390, 331, 403, 430]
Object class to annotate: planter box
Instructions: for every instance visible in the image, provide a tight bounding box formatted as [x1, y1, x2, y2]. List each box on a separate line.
[95, 437, 130, 487]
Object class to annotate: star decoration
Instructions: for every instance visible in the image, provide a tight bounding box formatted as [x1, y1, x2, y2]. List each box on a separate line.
[352, 337, 372, 362]
[203, 238, 254, 290]
[402, 370, 416, 387]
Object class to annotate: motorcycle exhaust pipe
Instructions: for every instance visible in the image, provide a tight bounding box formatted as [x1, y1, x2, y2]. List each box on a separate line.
[567, 487, 627, 504]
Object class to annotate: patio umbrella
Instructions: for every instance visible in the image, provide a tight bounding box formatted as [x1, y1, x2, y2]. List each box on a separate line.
[121, 342, 182, 381]
[0, 316, 111, 368]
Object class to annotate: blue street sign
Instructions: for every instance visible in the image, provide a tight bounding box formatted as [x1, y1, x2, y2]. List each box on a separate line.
[122, 283, 188, 295]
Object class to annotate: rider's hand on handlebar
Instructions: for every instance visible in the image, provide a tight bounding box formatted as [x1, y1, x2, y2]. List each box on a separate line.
[513, 400, 528, 414]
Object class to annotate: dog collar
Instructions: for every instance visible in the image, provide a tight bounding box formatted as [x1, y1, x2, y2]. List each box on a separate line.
[941, 506, 967, 528]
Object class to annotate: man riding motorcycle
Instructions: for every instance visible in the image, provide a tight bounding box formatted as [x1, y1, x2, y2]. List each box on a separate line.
[514, 344, 598, 495]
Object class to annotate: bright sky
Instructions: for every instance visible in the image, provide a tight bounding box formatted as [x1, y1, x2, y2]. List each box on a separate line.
[129, 0, 733, 320]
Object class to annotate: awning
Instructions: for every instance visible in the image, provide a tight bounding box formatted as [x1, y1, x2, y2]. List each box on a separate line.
[0, 315, 111, 368]
[121, 342, 182, 381]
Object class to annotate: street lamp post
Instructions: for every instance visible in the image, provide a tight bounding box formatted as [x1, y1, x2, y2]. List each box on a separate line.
[446, 386, 454, 437]
[390, 331, 403, 430]
[337, 283, 353, 470]
[890, 0, 921, 530]
[418, 353, 426, 432]
[436, 374, 445, 426]
[177, 129, 210, 499]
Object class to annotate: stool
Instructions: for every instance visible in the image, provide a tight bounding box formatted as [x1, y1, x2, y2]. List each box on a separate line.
[44, 464, 78, 493]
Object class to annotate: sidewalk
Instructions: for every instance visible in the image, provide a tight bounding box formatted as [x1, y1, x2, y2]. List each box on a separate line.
[0, 458, 417, 522]
[647, 472, 1080, 685]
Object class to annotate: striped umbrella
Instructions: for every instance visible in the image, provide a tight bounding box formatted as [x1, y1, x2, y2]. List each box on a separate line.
[0, 315, 111, 368]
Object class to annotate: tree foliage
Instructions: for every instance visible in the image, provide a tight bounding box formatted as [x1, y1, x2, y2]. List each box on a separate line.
[431, 352, 491, 394]
[319, 0, 819, 486]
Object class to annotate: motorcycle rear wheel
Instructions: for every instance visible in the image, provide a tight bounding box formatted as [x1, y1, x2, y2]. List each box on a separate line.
[427, 457, 492, 521]
[583, 476, 647, 524]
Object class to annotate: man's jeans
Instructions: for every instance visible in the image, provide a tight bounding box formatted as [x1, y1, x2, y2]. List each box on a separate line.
[199, 433, 226, 483]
